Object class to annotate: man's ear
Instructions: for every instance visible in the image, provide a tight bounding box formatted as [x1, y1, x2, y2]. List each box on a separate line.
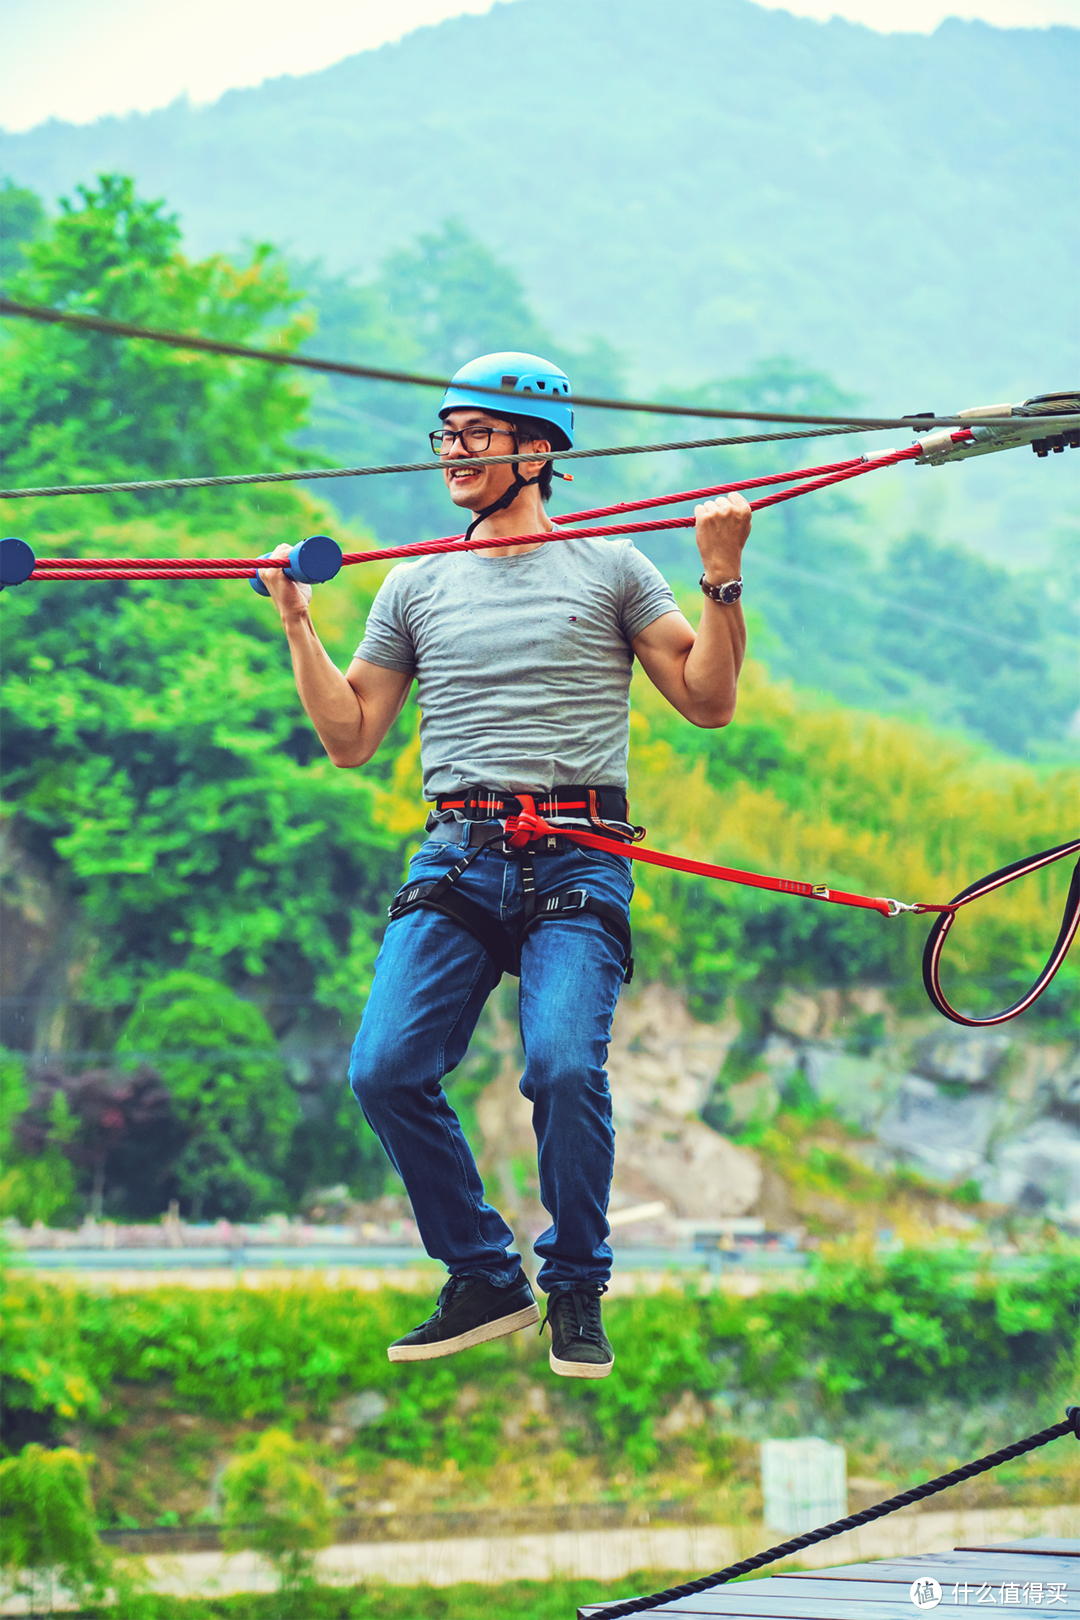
[519, 440, 552, 462]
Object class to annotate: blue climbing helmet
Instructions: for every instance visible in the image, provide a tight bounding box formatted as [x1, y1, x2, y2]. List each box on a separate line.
[439, 352, 574, 450]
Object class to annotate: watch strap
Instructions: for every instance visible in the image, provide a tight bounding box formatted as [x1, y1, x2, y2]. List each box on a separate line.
[700, 573, 743, 605]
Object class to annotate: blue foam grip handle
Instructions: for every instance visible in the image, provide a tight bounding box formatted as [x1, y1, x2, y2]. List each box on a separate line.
[250, 534, 341, 596]
[0, 536, 36, 590]
[288, 534, 342, 584]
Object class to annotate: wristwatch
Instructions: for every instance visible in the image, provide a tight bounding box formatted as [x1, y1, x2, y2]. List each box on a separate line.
[700, 573, 743, 605]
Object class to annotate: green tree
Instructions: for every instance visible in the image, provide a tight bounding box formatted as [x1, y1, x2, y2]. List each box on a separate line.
[0, 178, 48, 290]
[116, 975, 298, 1220]
[0, 1049, 77, 1228]
[221, 1428, 336, 1609]
[1, 173, 312, 524]
[11, 1066, 175, 1223]
[0, 1443, 110, 1614]
[1, 550, 402, 1021]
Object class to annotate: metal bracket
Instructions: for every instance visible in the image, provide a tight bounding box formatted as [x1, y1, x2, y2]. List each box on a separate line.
[914, 392, 1080, 466]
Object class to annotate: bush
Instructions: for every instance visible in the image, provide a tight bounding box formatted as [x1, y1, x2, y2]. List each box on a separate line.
[3, 1252, 1074, 1469]
[117, 974, 298, 1220]
[222, 1429, 336, 1607]
[0, 1443, 110, 1612]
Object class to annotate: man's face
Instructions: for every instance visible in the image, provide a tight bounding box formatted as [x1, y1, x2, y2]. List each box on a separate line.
[437, 409, 548, 512]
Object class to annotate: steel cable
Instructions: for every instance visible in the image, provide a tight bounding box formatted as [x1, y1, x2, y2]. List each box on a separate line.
[0, 296, 1032, 430]
[1, 425, 874, 502]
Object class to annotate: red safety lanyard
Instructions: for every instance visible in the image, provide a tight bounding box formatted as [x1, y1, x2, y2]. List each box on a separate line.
[501, 802, 1080, 1028]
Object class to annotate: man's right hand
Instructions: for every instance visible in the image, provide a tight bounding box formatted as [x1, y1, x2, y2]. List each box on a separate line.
[258, 543, 313, 620]
[256, 541, 412, 768]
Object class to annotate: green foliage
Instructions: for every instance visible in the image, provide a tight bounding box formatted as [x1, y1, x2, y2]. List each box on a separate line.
[3, 1254, 1074, 1472]
[74, 1572, 699, 1619]
[627, 671, 1079, 1023]
[0, 1145, 77, 1229]
[0, 1046, 31, 1149]
[0, 177, 48, 287]
[1, 1278, 104, 1451]
[116, 975, 297, 1220]
[874, 532, 1077, 757]
[0, 1442, 110, 1610]
[0, 1049, 78, 1226]
[222, 1429, 336, 1602]
[1, 542, 402, 1020]
[653, 364, 1077, 759]
[1, 174, 312, 524]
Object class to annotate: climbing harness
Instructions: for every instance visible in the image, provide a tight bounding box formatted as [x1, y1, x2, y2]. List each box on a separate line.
[595, 1407, 1080, 1619]
[387, 793, 636, 983]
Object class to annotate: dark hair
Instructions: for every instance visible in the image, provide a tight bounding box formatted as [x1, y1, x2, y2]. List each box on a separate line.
[506, 413, 557, 502]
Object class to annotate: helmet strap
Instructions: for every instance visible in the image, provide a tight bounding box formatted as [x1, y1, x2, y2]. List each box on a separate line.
[461, 437, 544, 545]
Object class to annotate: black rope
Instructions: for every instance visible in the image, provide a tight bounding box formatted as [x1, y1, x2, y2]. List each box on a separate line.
[0, 425, 872, 501]
[591, 1407, 1080, 1619]
[0, 297, 1048, 431]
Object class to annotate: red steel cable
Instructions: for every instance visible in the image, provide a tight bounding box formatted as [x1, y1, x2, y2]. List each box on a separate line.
[550, 455, 870, 525]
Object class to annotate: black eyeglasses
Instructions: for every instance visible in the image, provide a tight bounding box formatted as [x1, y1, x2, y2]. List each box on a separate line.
[429, 425, 517, 455]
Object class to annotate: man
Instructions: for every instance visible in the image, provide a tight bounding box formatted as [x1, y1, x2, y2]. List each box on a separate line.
[260, 352, 750, 1378]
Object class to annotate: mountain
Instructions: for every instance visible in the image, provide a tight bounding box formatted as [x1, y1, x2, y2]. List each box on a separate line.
[2, 0, 1076, 416]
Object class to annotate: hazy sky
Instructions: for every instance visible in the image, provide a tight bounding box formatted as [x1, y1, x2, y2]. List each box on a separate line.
[2, 0, 1077, 133]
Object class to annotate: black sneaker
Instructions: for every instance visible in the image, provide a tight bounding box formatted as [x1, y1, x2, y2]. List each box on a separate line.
[387, 1270, 539, 1363]
[542, 1286, 614, 1379]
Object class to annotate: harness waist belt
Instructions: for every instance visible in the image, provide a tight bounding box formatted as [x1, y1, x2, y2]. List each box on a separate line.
[435, 784, 630, 826]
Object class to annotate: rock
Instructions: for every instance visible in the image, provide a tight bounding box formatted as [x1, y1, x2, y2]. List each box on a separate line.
[759, 1034, 801, 1084]
[607, 982, 738, 1121]
[724, 1073, 780, 1132]
[803, 1049, 902, 1132]
[976, 1123, 1080, 1221]
[914, 1032, 1011, 1086]
[771, 990, 821, 1041]
[604, 985, 759, 1215]
[655, 1390, 708, 1439]
[467, 981, 757, 1227]
[614, 1116, 762, 1220]
[876, 1075, 997, 1181]
[0, 823, 82, 1055]
[332, 1390, 390, 1429]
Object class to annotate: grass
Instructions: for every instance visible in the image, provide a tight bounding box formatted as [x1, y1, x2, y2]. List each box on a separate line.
[81, 1572, 703, 1619]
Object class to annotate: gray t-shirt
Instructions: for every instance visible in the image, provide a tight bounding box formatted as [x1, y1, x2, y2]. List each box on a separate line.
[353, 538, 677, 798]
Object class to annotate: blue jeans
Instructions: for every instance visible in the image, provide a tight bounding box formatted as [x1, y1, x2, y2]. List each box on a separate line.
[348, 827, 633, 1294]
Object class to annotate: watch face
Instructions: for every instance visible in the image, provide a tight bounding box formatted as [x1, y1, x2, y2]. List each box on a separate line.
[720, 580, 743, 604]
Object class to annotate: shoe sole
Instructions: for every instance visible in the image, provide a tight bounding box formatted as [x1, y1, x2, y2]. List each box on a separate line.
[549, 1348, 615, 1379]
[387, 1302, 540, 1362]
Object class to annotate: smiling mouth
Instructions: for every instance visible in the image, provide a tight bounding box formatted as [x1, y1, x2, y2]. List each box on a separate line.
[446, 465, 482, 481]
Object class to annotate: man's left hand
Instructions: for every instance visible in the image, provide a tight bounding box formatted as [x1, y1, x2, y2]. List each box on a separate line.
[695, 492, 752, 583]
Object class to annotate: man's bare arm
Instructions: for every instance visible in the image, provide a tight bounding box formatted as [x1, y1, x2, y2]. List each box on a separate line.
[632, 494, 750, 728]
[258, 547, 411, 767]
